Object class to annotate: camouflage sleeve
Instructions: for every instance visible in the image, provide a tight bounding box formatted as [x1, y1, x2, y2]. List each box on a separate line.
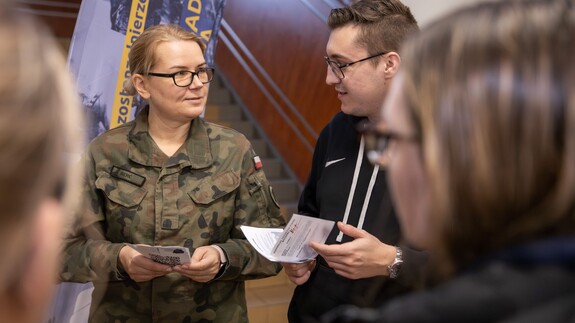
[215, 144, 286, 280]
[60, 152, 126, 283]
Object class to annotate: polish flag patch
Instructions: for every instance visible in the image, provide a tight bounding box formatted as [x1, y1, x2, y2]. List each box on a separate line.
[253, 156, 263, 170]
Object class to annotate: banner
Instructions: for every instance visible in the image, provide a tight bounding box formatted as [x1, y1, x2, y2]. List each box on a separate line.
[68, 0, 227, 143]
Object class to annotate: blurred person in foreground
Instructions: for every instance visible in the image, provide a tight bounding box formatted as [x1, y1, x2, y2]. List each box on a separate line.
[60, 24, 285, 322]
[282, 1, 428, 322]
[0, 3, 83, 323]
[324, 0, 575, 322]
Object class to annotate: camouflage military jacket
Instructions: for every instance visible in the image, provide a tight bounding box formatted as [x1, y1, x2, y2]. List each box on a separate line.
[61, 107, 285, 322]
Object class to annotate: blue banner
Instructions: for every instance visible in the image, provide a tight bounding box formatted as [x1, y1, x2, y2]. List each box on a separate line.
[67, 0, 227, 142]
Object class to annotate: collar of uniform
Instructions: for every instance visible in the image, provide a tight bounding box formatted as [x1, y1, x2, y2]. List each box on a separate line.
[127, 106, 213, 169]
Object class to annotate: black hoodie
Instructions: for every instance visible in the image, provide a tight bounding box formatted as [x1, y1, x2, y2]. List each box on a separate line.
[288, 112, 428, 322]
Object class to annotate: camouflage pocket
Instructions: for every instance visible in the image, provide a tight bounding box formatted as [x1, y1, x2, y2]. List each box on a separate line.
[188, 170, 240, 205]
[95, 172, 147, 208]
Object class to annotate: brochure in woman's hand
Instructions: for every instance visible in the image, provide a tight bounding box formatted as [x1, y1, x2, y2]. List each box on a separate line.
[129, 244, 191, 266]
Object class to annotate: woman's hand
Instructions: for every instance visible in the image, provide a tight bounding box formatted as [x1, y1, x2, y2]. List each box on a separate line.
[118, 245, 172, 282]
[172, 246, 222, 282]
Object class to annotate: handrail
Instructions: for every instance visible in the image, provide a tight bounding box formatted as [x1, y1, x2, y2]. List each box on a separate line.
[219, 22, 316, 153]
[220, 19, 318, 147]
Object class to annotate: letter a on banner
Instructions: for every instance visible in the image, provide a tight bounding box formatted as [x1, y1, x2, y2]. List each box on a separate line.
[66, 0, 227, 143]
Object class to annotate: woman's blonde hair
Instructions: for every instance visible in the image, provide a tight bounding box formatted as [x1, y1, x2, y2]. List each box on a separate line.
[400, 0, 575, 275]
[0, 4, 83, 291]
[123, 24, 206, 95]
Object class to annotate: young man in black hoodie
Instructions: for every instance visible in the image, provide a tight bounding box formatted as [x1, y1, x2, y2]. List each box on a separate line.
[281, 0, 427, 322]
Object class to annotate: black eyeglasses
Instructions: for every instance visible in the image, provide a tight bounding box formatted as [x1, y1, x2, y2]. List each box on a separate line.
[147, 67, 215, 87]
[324, 52, 388, 79]
[358, 120, 419, 165]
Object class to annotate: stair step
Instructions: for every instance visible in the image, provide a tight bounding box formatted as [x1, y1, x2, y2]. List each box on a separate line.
[251, 139, 271, 158]
[204, 103, 243, 121]
[260, 158, 284, 179]
[208, 86, 233, 104]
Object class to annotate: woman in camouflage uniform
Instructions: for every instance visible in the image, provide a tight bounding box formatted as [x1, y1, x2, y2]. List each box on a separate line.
[61, 24, 286, 323]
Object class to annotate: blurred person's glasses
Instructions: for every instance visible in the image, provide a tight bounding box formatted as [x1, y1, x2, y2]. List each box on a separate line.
[147, 67, 215, 87]
[324, 52, 388, 79]
[358, 120, 419, 166]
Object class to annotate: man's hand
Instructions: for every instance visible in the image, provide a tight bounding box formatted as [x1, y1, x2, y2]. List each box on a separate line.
[310, 222, 396, 279]
[118, 245, 172, 282]
[172, 246, 221, 282]
[281, 260, 317, 285]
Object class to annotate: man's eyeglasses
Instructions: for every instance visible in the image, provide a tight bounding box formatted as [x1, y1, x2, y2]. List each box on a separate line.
[147, 67, 215, 87]
[358, 120, 419, 165]
[324, 52, 388, 79]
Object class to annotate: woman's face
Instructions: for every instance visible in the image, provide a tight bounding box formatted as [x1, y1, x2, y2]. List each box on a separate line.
[141, 40, 209, 123]
[380, 73, 432, 249]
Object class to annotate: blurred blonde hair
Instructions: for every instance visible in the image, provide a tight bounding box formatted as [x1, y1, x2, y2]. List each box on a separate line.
[123, 24, 206, 95]
[400, 0, 575, 276]
[0, 4, 84, 291]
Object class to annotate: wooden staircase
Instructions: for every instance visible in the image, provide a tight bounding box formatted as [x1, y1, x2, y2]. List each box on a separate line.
[204, 72, 299, 323]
